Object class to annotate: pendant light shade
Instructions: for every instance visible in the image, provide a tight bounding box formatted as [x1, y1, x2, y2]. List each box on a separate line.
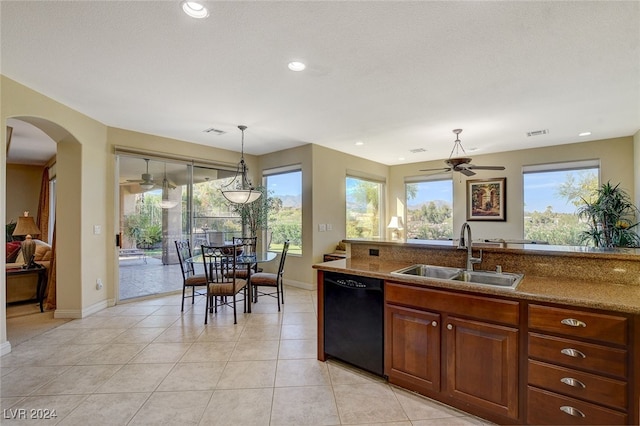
[221, 125, 262, 205]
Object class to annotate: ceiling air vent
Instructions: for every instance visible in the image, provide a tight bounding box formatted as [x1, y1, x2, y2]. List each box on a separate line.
[409, 148, 427, 154]
[526, 129, 549, 137]
[203, 128, 226, 135]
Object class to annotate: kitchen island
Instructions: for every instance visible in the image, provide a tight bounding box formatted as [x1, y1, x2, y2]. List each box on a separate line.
[313, 239, 640, 425]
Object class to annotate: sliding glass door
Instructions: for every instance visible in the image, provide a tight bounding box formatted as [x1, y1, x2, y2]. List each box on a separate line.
[116, 154, 241, 301]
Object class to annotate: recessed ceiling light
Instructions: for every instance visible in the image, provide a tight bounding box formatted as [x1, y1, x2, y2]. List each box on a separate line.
[579, 131, 592, 137]
[288, 61, 306, 72]
[355, 141, 364, 146]
[181, 1, 209, 19]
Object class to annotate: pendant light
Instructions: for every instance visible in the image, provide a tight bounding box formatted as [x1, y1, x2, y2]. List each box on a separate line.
[221, 125, 262, 204]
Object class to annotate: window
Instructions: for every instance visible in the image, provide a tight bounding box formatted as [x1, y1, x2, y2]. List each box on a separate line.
[346, 174, 384, 239]
[265, 167, 302, 255]
[405, 177, 453, 240]
[523, 161, 599, 245]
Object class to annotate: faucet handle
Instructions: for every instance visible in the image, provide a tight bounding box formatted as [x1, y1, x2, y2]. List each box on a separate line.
[496, 265, 502, 274]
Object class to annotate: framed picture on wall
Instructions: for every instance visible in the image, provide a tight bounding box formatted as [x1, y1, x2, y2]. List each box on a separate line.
[467, 178, 506, 221]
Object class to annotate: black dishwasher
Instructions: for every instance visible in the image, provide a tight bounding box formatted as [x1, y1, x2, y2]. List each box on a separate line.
[323, 271, 384, 376]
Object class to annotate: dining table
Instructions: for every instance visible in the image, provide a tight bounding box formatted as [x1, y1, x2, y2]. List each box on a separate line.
[187, 250, 277, 314]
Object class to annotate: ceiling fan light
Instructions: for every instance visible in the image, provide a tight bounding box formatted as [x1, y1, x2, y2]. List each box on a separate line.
[161, 199, 178, 209]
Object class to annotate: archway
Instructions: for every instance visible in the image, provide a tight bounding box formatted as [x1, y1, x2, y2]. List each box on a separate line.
[3, 116, 82, 353]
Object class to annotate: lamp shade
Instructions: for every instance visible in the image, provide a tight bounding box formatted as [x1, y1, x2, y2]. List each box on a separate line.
[12, 212, 41, 237]
[12, 212, 41, 267]
[387, 216, 404, 230]
[221, 189, 262, 204]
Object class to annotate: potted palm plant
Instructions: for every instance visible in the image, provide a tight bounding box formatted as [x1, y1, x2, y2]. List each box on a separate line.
[577, 181, 640, 248]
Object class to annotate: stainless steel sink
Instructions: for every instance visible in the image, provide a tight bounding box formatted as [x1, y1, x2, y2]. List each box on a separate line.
[391, 264, 523, 289]
[391, 264, 463, 280]
[451, 270, 523, 288]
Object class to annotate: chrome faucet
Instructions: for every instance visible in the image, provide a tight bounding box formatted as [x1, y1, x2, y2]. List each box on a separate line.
[458, 222, 482, 271]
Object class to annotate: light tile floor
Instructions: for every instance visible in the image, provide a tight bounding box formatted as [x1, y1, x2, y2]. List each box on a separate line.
[1, 287, 491, 425]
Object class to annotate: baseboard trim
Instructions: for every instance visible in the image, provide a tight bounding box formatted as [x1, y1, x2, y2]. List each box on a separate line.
[1, 340, 12, 356]
[54, 299, 109, 319]
[283, 279, 315, 291]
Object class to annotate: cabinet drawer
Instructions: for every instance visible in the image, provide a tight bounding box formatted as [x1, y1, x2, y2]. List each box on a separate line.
[528, 332, 627, 379]
[527, 386, 627, 425]
[528, 360, 627, 410]
[528, 304, 627, 345]
[386, 282, 519, 325]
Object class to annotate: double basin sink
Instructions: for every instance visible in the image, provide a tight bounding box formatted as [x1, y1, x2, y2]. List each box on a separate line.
[391, 264, 523, 289]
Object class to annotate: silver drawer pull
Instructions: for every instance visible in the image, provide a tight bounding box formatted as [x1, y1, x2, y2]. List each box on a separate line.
[561, 348, 586, 358]
[560, 406, 585, 417]
[447, 324, 453, 330]
[431, 321, 438, 327]
[561, 377, 586, 388]
[561, 318, 586, 327]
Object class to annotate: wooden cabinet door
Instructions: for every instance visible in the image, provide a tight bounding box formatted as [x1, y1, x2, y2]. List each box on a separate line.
[385, 305, 441, 393]
[445, 316, 519, 419]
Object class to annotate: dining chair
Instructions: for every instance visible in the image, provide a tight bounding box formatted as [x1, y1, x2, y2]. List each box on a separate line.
[175, 240, 208, 312]
[250, 240, 290, 311]
[201, 244, 247, 324]
[232, 236, 258, 278]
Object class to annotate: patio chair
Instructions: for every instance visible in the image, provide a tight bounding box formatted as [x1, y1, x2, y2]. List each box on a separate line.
[250, 240, 290, 311]
[175, 240, 208, 311]
[201, 244, 247, 324]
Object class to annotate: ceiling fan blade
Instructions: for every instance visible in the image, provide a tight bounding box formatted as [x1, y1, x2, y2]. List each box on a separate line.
[460, 168, 476, 176]
[419, 167, 452, 173]
[126, 179, 144, 183]
[467, 165, 505, 170]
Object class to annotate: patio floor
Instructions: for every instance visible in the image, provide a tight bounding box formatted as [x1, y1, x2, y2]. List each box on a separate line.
[118, 257, 187, 300]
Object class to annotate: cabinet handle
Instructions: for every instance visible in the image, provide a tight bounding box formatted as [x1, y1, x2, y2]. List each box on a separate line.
[560, 406, 585, 417]
[561, 318, 586, 327]
[431, 321, 438, 327]
[447, 324, 453, 330]
[561, 377, 586, 388]
[561, 348, 586, 358]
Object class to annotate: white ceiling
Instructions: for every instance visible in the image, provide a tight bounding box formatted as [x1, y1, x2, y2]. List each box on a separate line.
[2, 1, 639, 167]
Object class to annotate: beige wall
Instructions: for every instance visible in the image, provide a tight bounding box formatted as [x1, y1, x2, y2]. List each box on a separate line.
[2, 76, 108, 352]
[389, 136, 635, 241]
[6, 164, 43, 223]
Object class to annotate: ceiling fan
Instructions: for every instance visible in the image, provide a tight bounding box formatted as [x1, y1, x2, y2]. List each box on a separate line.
[160, 163, 176, 191]
[127, 158, 155, 189]
[420, 129, 505, 176]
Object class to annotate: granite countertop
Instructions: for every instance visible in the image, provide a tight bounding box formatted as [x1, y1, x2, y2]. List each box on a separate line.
[313, 258, 640, 315]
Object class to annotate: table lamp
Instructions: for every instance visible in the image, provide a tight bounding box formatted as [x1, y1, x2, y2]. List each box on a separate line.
[387, 216, 404, 241]
[12, 211, 41, 267]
